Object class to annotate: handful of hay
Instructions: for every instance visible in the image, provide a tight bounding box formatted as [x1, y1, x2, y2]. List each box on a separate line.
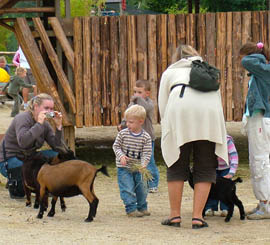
[129, 159, 153, 181]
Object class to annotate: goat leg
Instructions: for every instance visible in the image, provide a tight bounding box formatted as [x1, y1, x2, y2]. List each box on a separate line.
[233, 194, 245, 220]
[224, 201, 234, 222]
[60, 197, 66, 212]
[48, 196, 58, 217]
[24, 187, 32, 207]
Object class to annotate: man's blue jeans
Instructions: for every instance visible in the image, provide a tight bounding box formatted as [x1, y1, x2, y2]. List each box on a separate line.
[0, 150, 58, 178]
[147, 141, 159, 189]
[205, 168, 230, 211]
[117, 167, 148, 214]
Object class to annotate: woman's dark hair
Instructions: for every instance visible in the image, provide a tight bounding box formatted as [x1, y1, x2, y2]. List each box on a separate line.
[240, 42, 270, 61]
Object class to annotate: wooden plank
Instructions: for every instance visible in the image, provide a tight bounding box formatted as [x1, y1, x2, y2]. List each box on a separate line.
[73, 17, 84, 127]
[83, 17, 93, 126]
[167, 14, 176, 65]
[63, 126, 75, 152]
[33, 17, 76, 114]
[197, 13, 206, 59]
[216, 12, 227, 118]
[241, 11, 252, 117]
[127, 15, 137, 98]
[119, 15, 129, 118]
[14, 17, 71, 126]
[205, 13, 216, 66]
[260, 11, 267, 44]
[252, 11, 260, 42]
[110, 16, 120, 126]
[49, 17, 74, 70]
[137, 15, 147, 80]
[156, 14, 167, 100]
[100, 16, 110, 126]
[91, 16, 102, 126]
[148, 15, 158, 123]
[0, 7, 55, 14]
[226, 12, 233, 121]
[232, 12, 242, 121]
[189, 13, 196, 49]
[176, 14, 186, 46]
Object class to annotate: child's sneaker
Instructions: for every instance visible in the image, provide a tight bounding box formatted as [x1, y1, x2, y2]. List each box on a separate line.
[139, 210, 151, 216]
[220, 210, 228, 217]
[127, 211, 144, 217]
[149, 187, 158, 193]
[205, 209, 215, 216]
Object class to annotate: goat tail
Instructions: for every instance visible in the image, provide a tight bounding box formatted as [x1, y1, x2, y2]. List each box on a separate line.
[233, 177, 243, 184]
[97, 165, 110, 177]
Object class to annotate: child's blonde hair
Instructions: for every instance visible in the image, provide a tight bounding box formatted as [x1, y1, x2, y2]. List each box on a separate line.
[135, 79, 151, 92]
[27, 93, 53, 112]
[0, 56, 7, 65]
[15, 67, 26, 75]
[124, 104, 146, 121]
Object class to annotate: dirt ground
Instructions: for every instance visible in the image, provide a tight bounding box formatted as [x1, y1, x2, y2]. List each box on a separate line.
[0, 102, 270, 245]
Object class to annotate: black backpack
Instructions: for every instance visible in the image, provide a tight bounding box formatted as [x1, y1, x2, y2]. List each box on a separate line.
[170, 60, 220, 97]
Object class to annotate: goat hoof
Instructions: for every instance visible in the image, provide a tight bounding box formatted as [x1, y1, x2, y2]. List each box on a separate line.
[37, 214, 43, 219]
[61, 207, 66, 212]
[224, 218, 230, 222]
[84, 217, 93, 222]
[34, 204, 39, 209]
[26, 203, 31, 207]
[47, 212, 55, 217]
[240, 216, 245, 220]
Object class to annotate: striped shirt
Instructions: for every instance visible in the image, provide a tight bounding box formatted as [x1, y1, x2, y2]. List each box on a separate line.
[217, 135, 239, 176]
[113, 128, 152, 168]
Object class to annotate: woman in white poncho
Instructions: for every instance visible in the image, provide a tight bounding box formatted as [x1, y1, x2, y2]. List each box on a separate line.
[158, 45, 228, 229]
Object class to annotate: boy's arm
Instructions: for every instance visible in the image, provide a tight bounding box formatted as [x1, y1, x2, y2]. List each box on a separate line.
[18, 78, 34, 89]
[227, 137, 239, 176]
[141, 135, 152, 167]
[131, 96, 153, 114]
[113, 132, 126, 160]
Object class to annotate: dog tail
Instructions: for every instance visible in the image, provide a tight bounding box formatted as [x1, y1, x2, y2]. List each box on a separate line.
[233, 177, 242, 184]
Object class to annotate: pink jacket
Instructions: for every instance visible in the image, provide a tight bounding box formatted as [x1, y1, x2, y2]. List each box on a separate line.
[12, 50, 20, 67]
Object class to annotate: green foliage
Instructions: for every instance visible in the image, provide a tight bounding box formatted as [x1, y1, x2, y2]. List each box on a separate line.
[60, 0, 106, 17]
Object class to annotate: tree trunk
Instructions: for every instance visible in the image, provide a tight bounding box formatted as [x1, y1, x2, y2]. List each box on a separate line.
[195, 0, 200, 13]
[188, 0, 192, 13]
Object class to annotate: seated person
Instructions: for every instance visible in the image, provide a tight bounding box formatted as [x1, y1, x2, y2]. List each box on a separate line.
[0, 93, 63, 198]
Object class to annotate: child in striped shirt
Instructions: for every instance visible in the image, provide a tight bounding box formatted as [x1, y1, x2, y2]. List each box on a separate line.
[205, 134, 239, 217]
[113, 104, 152, 217]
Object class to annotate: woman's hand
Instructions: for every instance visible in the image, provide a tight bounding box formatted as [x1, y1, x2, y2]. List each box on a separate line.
[53, 111, 62, 130]
[37, 110, 47, 125]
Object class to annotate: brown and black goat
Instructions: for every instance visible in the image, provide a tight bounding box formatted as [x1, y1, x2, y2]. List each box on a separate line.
[21, 149, 75, 210]
[37, 160, 109, 222]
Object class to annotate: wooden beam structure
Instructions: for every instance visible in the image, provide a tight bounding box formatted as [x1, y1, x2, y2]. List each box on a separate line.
[0, 7, 55, 14]
[49, 17, 74, 70]
[14, 17, 72, 126]
[33, 17, 76, 114]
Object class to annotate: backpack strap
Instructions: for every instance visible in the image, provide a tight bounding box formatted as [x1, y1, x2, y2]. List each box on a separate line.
[170, 83, 189, 98]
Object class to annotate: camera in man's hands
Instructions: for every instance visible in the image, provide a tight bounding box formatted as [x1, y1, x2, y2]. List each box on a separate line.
[45, 111, 55, 118]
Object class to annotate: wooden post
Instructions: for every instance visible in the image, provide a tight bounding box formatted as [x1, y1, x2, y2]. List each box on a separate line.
[33, 17, 76, 114]
[73, 17, 84, 127]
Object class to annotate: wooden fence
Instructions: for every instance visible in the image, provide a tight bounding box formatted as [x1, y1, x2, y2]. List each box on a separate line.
[70, 11, 270, 126]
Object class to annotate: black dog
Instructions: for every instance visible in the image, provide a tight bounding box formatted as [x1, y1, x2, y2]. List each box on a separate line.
[188, 169, 245, 222]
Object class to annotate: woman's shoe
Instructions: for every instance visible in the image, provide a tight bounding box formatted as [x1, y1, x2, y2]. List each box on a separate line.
[192, 218, 209, 229]
[161, 216, 181, 227]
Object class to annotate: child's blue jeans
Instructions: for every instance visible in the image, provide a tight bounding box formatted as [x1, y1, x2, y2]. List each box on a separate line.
[117, 167, 148, 214]
[0, 150, 58, 178]
[205, 168, 230, 211]
[147, 141, 159, 189]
